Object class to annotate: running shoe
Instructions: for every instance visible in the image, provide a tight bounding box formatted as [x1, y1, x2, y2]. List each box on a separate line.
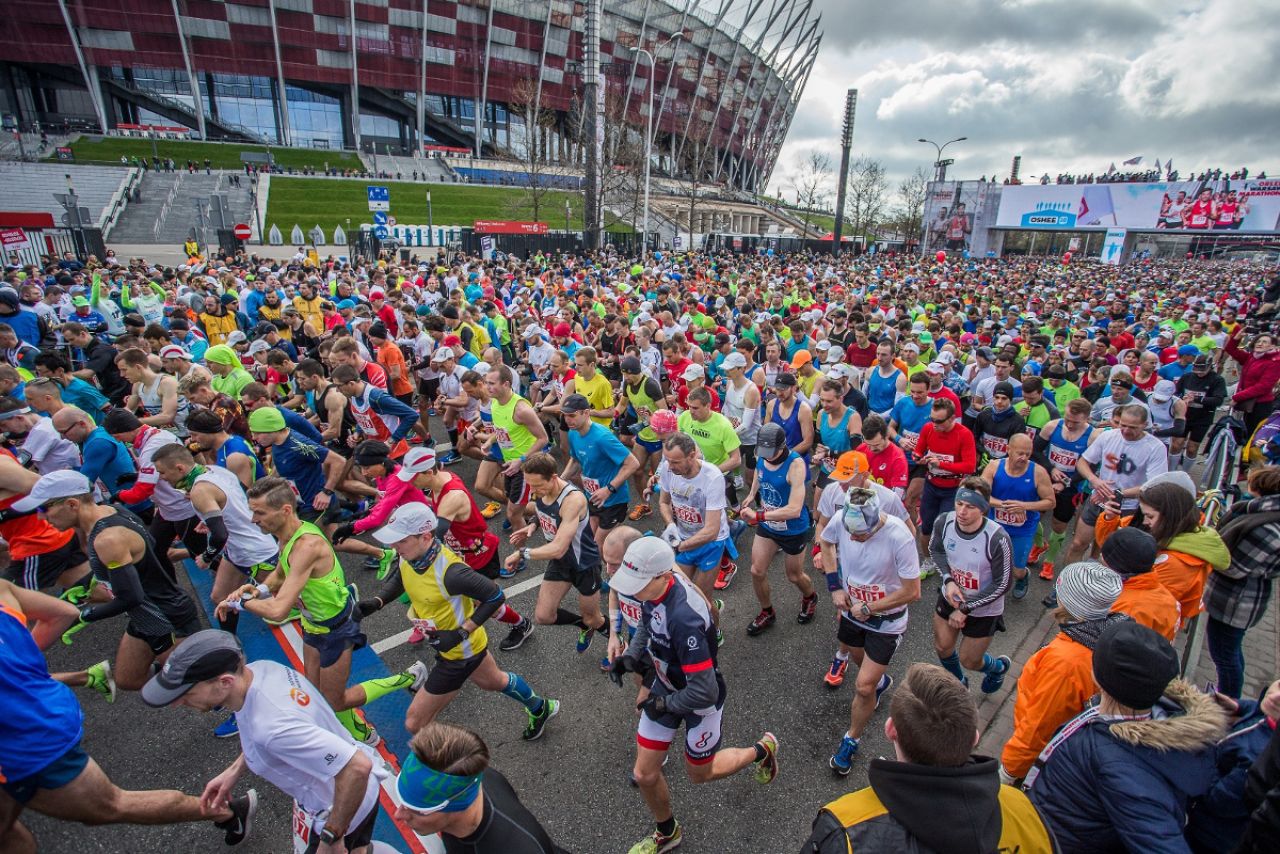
[732, 473, 745, 490]
[499, 555, 527, 579]
[599, 656, 612, 673]
[214, 714, 239, 738]
[713, 563, 736, 590]
[1042, 591, 1059, 610]
[376, 549, 398, 581]
[874, 674, 894, 709]
[1012, 575, 1029, 599]
[576, 625, 601, 653]
[499, 617, 534, 651]
[405, 660, 429, 693]
[85, 660, 116, 704]
[356, 719, 382, 748]
[797, 593, 817, 624]
[918, 559, 937, 579]
[427, 407, 438, 417]
[829, 735, 859, 776]
[628, 503, 653, 521]
[729, 519, 748, 541]
[1038, 562, 1055, 581]
[628, 823, 682, 854]
[713, 598, 724, 613]
[746, 607, 776, 637]
[981, 655, 1012, 695]
[753, 732, 779, 784]
[1027, 543, 1048, 565]
[480, 501, 503, 519]
[716, 627, 725, 648]
[407, 625, 427, 645]
[824, 656, 848, 689]
[501, 518, 513, 531]
[215, 788, 258, 846]
[439, 450, 462, 466]
[522, 698, 560, 741]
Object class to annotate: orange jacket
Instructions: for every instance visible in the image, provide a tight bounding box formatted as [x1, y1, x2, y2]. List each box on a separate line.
[1095, 514, 1230, 625]
[1001, 632, 1097, 779]
[1111, 574, 1180, 641]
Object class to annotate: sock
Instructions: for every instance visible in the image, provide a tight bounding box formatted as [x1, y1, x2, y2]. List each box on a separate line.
[1169, 452, 1183, 470]
[335, 708, 370, 740]
[218, 611, 240, 635]
[979, 653, 1004, 674]
[554, 608, 588, 630]
[938, 652, 965, 680]
[1180, 453, 1195, 471]
[358, 671, 415, 704]
[1032, 525, 1045, 548]
[1046, 530, 1067, 564]
[501, 672, 544, 714]
[494, 603, 522, 624]
[657, 817, 678, 837]
[834, 650, 850, 661]
[447, 428, 458, 450]
[753, 742, 767, 762]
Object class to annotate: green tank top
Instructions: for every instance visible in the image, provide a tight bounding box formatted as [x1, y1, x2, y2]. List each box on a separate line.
[626, 378, 661, 442]
[280, 520, 348, 632]
[1021, 401, 1055, 432]
[490, 393, 537, 462]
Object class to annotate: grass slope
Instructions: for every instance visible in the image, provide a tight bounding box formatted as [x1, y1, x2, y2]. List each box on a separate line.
[50, 137, 361, 171]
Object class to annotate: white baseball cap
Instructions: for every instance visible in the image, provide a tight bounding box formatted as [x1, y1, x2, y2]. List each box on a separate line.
[722, 352, 748, 370]
[373, 503, 439, 545]
[247, 340, 271, 356]
[430, 348, 452, 363]
[12, 470, 93, 512]
[1151, 379, 1177, 402]
[682, 363, 705, 381]
[226, 331, 248, 346]
[521, 325, 546, 340]
[158, 345, 188, 359]
[609, 537, 676, 597]
[396, 447, 438, 481]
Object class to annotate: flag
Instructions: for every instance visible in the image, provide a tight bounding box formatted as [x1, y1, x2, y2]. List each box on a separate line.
[1123, 156, 1143, 166]
[1154, 158, 1162, 173]
[1165, 158, 1173, 175]
[1107, 162, 1117, 175]
[1078, 185, 1116, 226]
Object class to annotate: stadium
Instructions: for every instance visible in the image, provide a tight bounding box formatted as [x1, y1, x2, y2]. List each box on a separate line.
[0, 0, 821, 194]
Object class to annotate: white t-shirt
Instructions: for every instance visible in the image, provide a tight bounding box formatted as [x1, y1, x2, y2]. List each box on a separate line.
[1079, 428, 1169, 511]
[135, 427, 196, 521]
[22, 417, 81, 475]
[658, 459, 729, 542]
[196, 465, 279, 568]
[820, 513, 919, 635]
[238, 661, 385, 835]
[816, 480, 908, 524]
[526, 341, 555, 382]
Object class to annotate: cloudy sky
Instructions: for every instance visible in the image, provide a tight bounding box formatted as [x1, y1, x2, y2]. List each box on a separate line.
[766, 0, 1280, 206]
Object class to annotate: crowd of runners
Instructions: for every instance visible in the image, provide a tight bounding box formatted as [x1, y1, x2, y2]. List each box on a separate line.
[2, 244, 1280, 854]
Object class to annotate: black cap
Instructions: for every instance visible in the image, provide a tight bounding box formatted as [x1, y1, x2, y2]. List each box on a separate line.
[1192, 354, 1211, 368]
[352, 439, 392, 466]
[1092, 621, 1179, 710]
[774, 372, 798, 387]
[141, 629, 244, 706]
[620, 356, 642, 375]
[993, 381, 1015, 399]
[1101, 526, 1158, 577]
[561, 393, 591, 414]
[368, 321, 389, 340]
[253, 321, 276, 337]
[756, 423, 788, 458]
[103, 408, 142, 434]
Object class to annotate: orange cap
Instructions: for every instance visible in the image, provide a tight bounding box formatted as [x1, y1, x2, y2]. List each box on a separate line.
[791, 350, 813, 369]
[829, 450, 870, 482]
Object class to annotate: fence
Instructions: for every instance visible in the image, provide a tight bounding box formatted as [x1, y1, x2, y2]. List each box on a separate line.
[2, 228, 90, 267]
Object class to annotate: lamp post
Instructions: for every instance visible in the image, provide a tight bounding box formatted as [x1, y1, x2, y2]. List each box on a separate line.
[628, 32, 684, 253]
[917, 136, 967, 254]
[565, 199, 571, 234]
[426, 190, 433, 243]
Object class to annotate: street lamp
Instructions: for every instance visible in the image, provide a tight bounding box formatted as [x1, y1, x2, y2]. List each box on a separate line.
[917, 136, 967, 255]
[628, 32, 684, 253]
[426, 191, 433, 242]
[565, 199, 571, 234]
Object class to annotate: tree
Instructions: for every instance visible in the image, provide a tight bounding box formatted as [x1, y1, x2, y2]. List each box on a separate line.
[896, 166, 929, 250]
[678, 115, 716, 250]
[790, 151, 832, 236]
[505, 77, 569, 224]
[846, 156, 888, 240]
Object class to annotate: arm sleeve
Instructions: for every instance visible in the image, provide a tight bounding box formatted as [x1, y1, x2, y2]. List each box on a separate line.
[116, 476, 157, 505]
[201, 513, 230, 553]
[1031, 430, 1054, 472]
[441, 563, 504, 627]
[90, 272, 102, 306]
[81, 563, 145, 621]
[963, 528, 1014, 613]
[1153, 417, 1186, 438]
[663, 667, 719, 716]
[735, 397, 759, 437]
[119, 282, 135, 309]
[372, 390, 421, 443]
[929, 516, 951, 574]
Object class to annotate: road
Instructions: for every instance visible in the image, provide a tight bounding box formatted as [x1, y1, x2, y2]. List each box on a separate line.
[29, 450, 1059, 854]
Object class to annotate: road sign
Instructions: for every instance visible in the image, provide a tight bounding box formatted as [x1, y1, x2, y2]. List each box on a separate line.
[367, 186, 390, 212]
[373, 211, 387, 226]
[233, 223, 252, 240]
[936, 158, 955, 167]
[373, 225, 389, 239]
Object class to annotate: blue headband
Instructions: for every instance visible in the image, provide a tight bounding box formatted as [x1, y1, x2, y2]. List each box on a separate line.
[396, 753, 483, 814]
[954, 488, 990, 514]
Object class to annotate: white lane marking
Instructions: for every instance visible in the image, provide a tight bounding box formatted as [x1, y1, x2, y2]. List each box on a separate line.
[371, 573, 546, 654]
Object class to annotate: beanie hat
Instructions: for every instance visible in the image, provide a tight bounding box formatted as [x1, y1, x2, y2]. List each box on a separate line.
[1100, 527, 1158, 577]
[1055, 561, 1122, 621]
[1093, 620, 1179, 709]
[247, 407, 287, 433]
[993, 381, 1015, 399]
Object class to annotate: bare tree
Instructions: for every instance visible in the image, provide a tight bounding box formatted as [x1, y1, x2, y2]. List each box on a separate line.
[846, 156, 888, 241]
[896, 166, 929, 250]
[790, 151, 832, 236]
[505, 77, 568, 224]
[678, 116, 716, 250]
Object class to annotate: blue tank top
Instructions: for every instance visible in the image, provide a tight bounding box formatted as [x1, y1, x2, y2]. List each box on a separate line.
[1047, 421, 1092, 478]
[818, 407, 856, 455]
[0, 604, 84, 780]
[989, 458, 1041, 537]
[867, 367, 901, 414]
[756, 451, 811, 536]
[771, 399, 805, 453]
[890, 397, 932, 464]
[218, 434, 267, 481]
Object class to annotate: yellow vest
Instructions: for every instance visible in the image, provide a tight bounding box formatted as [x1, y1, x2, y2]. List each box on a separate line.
[400, 544, 488, 660]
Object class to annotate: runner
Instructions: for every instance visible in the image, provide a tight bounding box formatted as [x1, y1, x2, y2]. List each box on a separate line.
[505, 452, 610, 652]
[564, 347, 616, 428]
[608, 537, 779, 854]
[0, 585, 255, 853]
[294, 358, 358, 454]
[818, 487, 921, 774]
[719, 351, 762, 494]
[764, 372, 814, 467]
[0, 396, 81, 474]
[184, 407, 266, 488]
[0, 448, 93, 596]
[618, 355, 672, 519]
[220, 475, 426, 746]
[1030, 398, 1097, 582]
[120, 347, 190, 439]
[929, 477, 1015, 692]
[889, 373, 933, 527]
[981, 434, 1056, 599]
[912, 398, 978, 560]
[486, 365, 550, 534]
[657, 433, 736, 617]
[562, 393, 642, 555]
[864, 341, 906, 418]
[738, 424, 817, 637]
[360, 504, 559, 739]
[331, 363, 422, 459]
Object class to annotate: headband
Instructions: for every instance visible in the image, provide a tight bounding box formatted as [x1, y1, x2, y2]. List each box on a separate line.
[954, 488, 990, 514]
[396, 753, 483, 815]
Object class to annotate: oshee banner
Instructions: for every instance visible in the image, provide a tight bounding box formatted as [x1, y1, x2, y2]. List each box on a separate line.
[994, 179, 1280, 232]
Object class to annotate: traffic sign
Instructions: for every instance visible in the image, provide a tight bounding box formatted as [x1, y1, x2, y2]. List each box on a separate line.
[373, 211, 387, 225]
[233, 223, 251, 240]
[373, 225, 389, 239]
[367, 186, 390, 212]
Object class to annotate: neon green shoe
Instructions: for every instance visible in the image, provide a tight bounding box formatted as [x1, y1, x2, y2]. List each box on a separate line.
[85, 660, 117, 704]
[376, 548, 398, 581]
[753, 731, 779, 784]
[628, 823, 682, 854]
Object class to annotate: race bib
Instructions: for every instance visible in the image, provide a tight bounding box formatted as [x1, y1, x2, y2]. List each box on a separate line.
[1048, 447, 1079, 470]
[982, 436, 1008, 457]
[619, 599, 643, 627]
[582, 476, 601, 494]
[950, 568, 979, 591]
[673, 504, 704, 528]
[846, 582, 886, 603]
[408, 614, 438, 634]
[536, 510, 559, 540]
[995, 507, 1027, 526]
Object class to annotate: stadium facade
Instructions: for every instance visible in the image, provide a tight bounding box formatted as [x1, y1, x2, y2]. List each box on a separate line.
[0, 0, 821, 192]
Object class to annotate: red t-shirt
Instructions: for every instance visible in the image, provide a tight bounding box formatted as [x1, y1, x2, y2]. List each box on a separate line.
[361, 359, 388, 389]
[664, 358, 693, 391]
[913, 421, 977, 487]
[845, 341, 879, 368]
[1111, 331, 1135, 352]
[676, 384, 720, 413]
[857, 442, 909, 493]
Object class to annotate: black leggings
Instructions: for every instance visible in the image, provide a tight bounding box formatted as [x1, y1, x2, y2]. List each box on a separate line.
[150, 514, 208, 583]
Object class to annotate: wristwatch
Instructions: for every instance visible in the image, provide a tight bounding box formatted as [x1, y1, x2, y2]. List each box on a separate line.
[521, 546, 532, 562]
[319, 825, 342, 845]
[859, 602, 872, 619]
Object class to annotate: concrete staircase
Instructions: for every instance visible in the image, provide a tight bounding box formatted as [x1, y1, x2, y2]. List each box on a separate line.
[0, 162, 135, 228]
[109, 172, 257, 244]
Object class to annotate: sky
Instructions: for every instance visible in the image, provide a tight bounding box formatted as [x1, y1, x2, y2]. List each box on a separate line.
[766, 0, 1280, 205]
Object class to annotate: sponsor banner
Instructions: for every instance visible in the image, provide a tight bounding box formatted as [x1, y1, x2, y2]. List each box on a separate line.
[1100, 228, 1126, 265]
[995, 179, 1280, 231]
[0, 228, 31, 251]
[473, 220, 549, 234]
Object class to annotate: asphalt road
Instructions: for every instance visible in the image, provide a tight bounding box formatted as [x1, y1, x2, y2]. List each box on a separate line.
[29, 449, 1059, 854]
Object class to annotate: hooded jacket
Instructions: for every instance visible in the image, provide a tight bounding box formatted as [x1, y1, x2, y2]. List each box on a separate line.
[1029, 680, 1227, 854]
[1112, 572, 1181, 641]
[1096, 514, 1230, 624]
[802, 755, 1059, 854]
[1186, 697, 1277, 853]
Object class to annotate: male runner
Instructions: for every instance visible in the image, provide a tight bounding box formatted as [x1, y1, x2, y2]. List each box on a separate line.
[16, 470, 203, 694]
[720, 351, 762, 494]
[562, 393, 641, 554]
[120, 347, 188, 437]
[218, 476, 426, 746]
[0, 584, 255, 854]
[0, 448, 92, 595]
[332, 363, 423, 458]
[929, 477, 1014, 692]
[889, 374, 933, 526]
[565, 347, 615, 428]
[486, 365, 549, 534]
[1030, 397, 1096, 580]
[737, 423, 817, 636]
[185, 407, 265, 488]
[981, 434, 1055, 599]
[913, 398, 977, 561]
[608, 537, 779, 854]
[295, 358, 358, 454]
[618, 355, 671, 519]
[819, 488, 921, 774]
[505, 452, 610, 652]
[363, 504, 559, 739]
[657, 433, 736, 616]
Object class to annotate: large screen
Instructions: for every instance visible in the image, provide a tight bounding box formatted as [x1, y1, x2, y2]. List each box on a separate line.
[994, 179, 1280, 231]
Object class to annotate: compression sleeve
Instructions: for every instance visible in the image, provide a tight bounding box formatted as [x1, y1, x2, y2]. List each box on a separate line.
[663, 667, 719, 716]
[81, 564, 144, 621]
[116, 478, 156, 505]
[929, 516, 952, 575]
[736, 397, 759, 438]
[201, 511, 229, 552]
[441, 563, 504, 627]
[1031, 430, 1054, 473]
[1153, 417, 1186, 438]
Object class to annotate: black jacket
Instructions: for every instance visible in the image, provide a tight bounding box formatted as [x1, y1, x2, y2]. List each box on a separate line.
[1237, 720, 1280, 853]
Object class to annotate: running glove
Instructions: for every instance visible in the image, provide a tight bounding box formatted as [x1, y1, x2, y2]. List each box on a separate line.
[426, 628, 466, 653]
[609, 654, 640, 688]
[638, 694, 668, 718]
[355, 597, 384, 619]
[332, 523, 356, 543]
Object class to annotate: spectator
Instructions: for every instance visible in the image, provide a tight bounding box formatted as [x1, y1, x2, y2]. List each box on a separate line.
[1101, 526, 1181, 641]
